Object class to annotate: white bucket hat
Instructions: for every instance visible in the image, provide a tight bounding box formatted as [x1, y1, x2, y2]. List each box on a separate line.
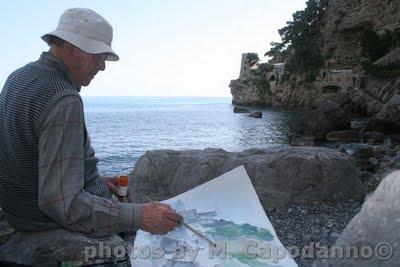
[42, 8, 119, 61]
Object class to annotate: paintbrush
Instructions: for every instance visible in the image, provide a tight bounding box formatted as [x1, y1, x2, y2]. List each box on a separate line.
[145, 197, 217, 248]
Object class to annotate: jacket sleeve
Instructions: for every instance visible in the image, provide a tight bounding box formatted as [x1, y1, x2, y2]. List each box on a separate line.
[37, 94, 141, 236]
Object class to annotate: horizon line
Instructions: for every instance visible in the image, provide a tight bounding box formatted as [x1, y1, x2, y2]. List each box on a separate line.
[81, 95, 232, 98]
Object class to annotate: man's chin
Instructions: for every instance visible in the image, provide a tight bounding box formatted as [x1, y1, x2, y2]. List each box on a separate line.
[82, 79, 92, 87]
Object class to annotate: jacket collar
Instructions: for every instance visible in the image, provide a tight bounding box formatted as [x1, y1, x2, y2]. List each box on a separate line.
[38, 52, 80, 92]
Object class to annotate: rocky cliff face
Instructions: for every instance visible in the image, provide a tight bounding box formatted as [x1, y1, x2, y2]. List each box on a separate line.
[321, 0, 400, 70]
[231, 0, 400, 112]
[229, 53, 272, 106]
[319, 0, 400, 114]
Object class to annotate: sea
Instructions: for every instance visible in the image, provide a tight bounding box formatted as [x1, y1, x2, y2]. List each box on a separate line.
[82, 96, 298, 176]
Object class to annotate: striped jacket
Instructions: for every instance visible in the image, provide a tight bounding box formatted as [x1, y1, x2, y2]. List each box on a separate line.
[0, 52, 140, 236]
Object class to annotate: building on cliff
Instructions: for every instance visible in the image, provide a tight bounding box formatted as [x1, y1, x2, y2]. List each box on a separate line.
[319, 69, 357, 94]
[229, 53, 273, 106]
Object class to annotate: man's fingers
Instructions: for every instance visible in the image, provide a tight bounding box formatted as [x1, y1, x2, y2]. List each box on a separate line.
[158, 203, 172, 210]
[102, 176, 120, 195]
[166, 212, 183, 224]
[148, 201, 172, 211]
[103, 176, 118, 184]
[165, 216, 180, 226]
[140, 202, 184, 235]
[106, 181, 118, 193]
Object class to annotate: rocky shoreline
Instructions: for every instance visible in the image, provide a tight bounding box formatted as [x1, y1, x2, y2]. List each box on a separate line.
[269, 200, 361, 267]
[335, 141, 400, 194]
[131, 144, 400, 266]
[289, 95, 400, 194]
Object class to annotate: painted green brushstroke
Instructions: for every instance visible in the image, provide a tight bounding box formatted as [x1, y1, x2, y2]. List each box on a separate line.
[204, 220, 273, 241]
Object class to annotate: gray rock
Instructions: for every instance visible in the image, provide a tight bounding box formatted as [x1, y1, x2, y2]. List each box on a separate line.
[326, 130, 360, 142]
[233, 106, 249, 113]
[389, 134, 400, 144]
[376, 95, 400, 122]
[362, 131, 385, 144]
[366, 95, 400, 133]
[351, 120, 368, 131]
[290, 135, 319, 146]
[0, 211, 15, 246]
[366, 118, 399, 134]
[334, 92, 353, 114]
[316, 171, 400, 266]
[337, 147, 348, 155]
[131, 146, 364, 210]
[357, 158, 379, 172]
[366, 101, 383, 117]
[247, 111, 262, 118]
[373, 47, 400, 68]
[293, 101, 351, 138]
[353, 147, 374, 159]
[351, 90, 372, 116]
[0, 229, 129, 266]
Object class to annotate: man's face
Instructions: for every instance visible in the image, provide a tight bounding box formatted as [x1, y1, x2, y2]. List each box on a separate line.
[66, 44, 108, 88]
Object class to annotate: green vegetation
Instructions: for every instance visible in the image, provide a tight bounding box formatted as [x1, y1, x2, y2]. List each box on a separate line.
[248, 68, 272, 97]
[361, 28, 399, 76]
[361, 29, 393, 62]
[265, 0, 328, 82]
[245, 53, 259, 64]
[259, 63, 274, 73]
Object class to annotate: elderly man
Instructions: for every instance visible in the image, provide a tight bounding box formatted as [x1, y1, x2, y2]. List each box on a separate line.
[0, 8, 181, 238]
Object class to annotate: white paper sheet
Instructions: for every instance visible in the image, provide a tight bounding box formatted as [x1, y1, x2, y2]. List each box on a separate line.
[131, 165, 297, 267]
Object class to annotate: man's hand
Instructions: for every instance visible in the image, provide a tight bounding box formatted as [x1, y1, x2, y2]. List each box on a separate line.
[101, 176, 131, 203]
[140, 202, 183, 235]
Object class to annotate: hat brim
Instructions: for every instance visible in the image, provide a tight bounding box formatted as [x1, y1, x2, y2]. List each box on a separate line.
[42, 30, 119, 61]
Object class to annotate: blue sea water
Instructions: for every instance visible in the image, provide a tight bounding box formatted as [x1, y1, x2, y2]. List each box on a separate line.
[82, 97, 297, 175]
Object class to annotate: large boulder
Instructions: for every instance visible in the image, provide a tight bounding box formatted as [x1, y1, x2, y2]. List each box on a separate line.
[131, 147, 364, 210]
[326, 130, 360, 142]
[361, 131, 385, 144]
[0, 211, 14, 246]
[316, 171, 400, 266]
[351, 90, 383, 117]
[366, 95, 400, 133]
[233, 106, 249, 113]
[333, 92, 353, 114]
[293, 101, 351, 138]
[373, 47, 400, 68]
[289, 134, 319, 146]
[0, 229, 130, 265]
[247, 111, 262, 118]
[376, 95, 400, 122]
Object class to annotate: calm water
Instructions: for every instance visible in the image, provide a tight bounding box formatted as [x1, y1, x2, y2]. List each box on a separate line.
[83, 97, 297, 175]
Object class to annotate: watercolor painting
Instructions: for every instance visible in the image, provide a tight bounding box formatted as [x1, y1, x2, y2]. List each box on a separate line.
[132, 166, 297, 267]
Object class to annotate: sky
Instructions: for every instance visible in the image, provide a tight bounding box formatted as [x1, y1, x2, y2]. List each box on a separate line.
[1, 1, 306, 97]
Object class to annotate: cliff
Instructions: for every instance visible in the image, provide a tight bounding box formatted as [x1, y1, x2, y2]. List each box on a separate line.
[231, 0, 400, 113]
[317, 0, 400, 115]
[320, 0, 400, 70]
[229, 53, 272, 106]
